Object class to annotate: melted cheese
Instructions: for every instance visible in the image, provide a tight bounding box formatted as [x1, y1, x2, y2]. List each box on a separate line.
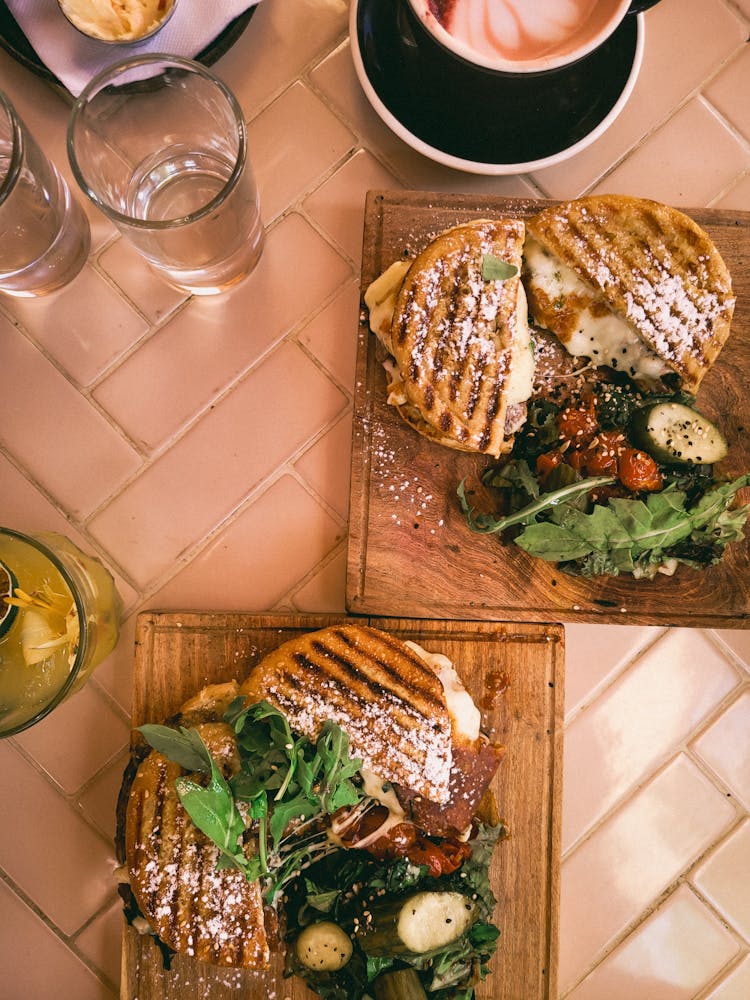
[364, 260, 411, 351]
[327, 769, 406, 849]
[505, 281, 535, 405]
[405, 640, 481, 742]
[524, 236, 671, 380]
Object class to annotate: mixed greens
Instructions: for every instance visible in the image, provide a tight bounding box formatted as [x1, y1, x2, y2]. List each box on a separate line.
[282, 822, 504, 1000]
[138, 700, 505, 999]
[140, 699, 367, 902]
[459, 393, 750, 579]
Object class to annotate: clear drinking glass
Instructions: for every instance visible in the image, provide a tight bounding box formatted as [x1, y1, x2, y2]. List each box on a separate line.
[67, 55, 264, 295]
[0, 90, 90, 297]
[0, 529, 122, 737]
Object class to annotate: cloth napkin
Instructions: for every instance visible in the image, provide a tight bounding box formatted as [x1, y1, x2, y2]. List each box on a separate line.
[5, 0, 262, 97]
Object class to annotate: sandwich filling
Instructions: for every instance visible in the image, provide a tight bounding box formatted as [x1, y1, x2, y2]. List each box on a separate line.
[523, 235, 672, 381]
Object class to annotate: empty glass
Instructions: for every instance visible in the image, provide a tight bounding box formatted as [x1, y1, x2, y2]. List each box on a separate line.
[0, 90, 90, 297]
[67, 55, 264, 295]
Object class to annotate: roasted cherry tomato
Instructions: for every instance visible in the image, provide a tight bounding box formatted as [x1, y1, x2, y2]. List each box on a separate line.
[582, 430, 626, 476]
[404, 836, 472, 877]
[567, 448, 587, 473]
[340, 805, 389, 846]
[536, 449, 564, 485]
[557, 404, 598, 444]
[435, 838, 472, 871]
[618, 448, 664, 492]
[367, 822, 418, 861]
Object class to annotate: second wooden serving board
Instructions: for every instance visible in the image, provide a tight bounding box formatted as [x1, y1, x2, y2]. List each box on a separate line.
[347, 190, 750, 627]
[119, 611, 563, 1000]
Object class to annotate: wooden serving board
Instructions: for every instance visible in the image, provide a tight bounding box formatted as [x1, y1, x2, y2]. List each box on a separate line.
[347, 190, 750, 627]
[120, 611, 564, 1000]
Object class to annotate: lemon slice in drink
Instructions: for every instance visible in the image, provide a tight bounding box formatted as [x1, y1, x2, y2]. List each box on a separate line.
[0, 559, 19, 639]
[20, 607, 74, 667]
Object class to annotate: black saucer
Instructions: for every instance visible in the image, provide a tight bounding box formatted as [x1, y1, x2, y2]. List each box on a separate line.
[0, 1, 256, 101]
[352, 0, 642, 173]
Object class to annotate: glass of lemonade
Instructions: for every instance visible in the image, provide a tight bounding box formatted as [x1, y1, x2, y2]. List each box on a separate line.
[0, 528, 122, 737]
[67, 55, 264, 296]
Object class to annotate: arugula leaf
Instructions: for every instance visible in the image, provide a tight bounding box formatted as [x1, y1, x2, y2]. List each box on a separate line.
[458, 473, 614, 533]
[175, 750, 258, 878]
[482, 457, 540, 505]
[316, 723, 365, 813]
[269, 791, 316, 846]
[481, 254, 519, 281]
[138, 723, 213, 773]
[367, 955, 395, 982]
[304, 880, 340, 913]
[514, 475, 750, 573]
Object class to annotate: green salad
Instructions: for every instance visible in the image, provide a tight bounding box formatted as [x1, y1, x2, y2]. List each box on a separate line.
[459, 391, 750, 579]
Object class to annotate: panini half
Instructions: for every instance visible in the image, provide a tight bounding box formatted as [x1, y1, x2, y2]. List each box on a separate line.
[125, 705, 271, 969]
[524, 194, 735, 391]
[366, 219, 534, 457]
[238, 624, 455, 804]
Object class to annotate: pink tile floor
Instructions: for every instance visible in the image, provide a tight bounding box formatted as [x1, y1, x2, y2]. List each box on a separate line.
[1, 0, 749, 996]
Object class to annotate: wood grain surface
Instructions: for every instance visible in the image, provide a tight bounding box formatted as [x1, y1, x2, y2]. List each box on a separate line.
[119, 611, 564, 1000]
[346, 190, 750, 627]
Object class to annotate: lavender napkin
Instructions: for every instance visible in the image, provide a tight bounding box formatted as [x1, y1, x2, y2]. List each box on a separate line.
[5, 0, 262, 97]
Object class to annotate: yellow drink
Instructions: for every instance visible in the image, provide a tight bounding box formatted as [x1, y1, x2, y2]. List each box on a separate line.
[0, 529, 121, 736]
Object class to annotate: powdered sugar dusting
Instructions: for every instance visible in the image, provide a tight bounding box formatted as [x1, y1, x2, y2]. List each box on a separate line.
[129, 751, 269, 969]
[532, 197, 736, 387]
[394, 219, 524, 454]
[257, 626, 454, 803]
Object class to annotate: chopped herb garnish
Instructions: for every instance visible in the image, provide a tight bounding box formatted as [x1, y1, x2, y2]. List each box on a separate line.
[481, 254, 519, 281]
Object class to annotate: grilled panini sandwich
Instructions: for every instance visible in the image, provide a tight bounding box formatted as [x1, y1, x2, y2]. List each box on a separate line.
[124, 681, 271, 969]
[523, 195, 735, 391]
[365, 219, 534, 458]
[238, 623, 502, 822]
[122, 626, 504, 972]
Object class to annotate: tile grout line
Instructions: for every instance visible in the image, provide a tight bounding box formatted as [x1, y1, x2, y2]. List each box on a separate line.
[561, 672, 749, 863]
[536, 37, 750, 201]
[72, 257, 355, 535]
[562, 627, 668, 728]
[561, 870, 749, 999]
[100, 397, 353, 610]
[0, 866, 119, 994]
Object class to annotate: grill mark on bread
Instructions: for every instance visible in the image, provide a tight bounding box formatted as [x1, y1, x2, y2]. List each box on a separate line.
[480, 377, 502, 450]
[527, 196, 735, 392]
[127, 729, 270, 969]
[239, 625, 454, 802]
[147, 760, 165, 914]
[395, 286, 416, 348]
[569, 210, 712, 335]
[564, 212, 712, 381]
[433, 258, 466, 382]
[285, 632, 445, 729]
[388, 219, 525, 457]
[333, 625, 446, 701]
